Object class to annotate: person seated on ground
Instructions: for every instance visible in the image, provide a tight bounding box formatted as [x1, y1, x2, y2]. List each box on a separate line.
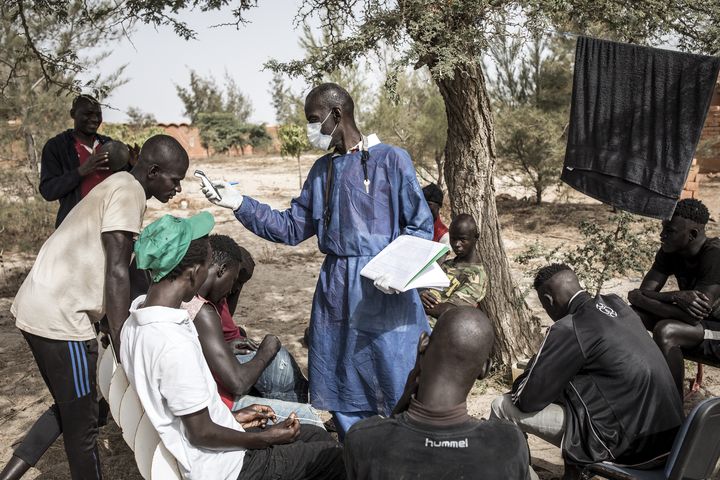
[627, 198, 720, 395]
[344, 306, 532, 480]
[423, 183, 450, 246]
[420, 214, 487, 322]
[121, 212, 345, 480]
[491, 264, 683, 479]
[183, 234, 322, 427]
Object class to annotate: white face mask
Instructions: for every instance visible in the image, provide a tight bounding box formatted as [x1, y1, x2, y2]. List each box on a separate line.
[307, 111, 338, 151]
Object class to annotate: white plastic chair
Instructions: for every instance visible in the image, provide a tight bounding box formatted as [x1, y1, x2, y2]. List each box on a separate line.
[98, 340, 182, 479]
[108, 366, 129, 422]
[134, 414, 160, 479]
[119, 385, 144, 451]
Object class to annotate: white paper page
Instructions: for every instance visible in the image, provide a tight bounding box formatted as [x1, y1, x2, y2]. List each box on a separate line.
[404, 262, 451, 291]
[360, 235, 448, 290]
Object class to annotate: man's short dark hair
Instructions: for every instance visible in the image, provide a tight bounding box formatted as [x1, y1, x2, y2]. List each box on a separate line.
[306, 83, 354, 115]
[209, 234, 244, 268]
[533, 263, 573, 290]
[164, 236, 209, 282]
[673, 199, 710, 225]
[71, 94, 99, 110]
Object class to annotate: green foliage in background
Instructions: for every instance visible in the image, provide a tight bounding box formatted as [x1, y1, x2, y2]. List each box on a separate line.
[515, 212, 659, 294]
[176, 70, 268, 155]
[195, 112, 271, 155]
[490, 34, 574, 204]
[101, 124, 165, 148]
[0, 0, 126, 185]
[278, 124, 310, 189]
[176, 70, 252, 124]
[367, 67, 447, 186]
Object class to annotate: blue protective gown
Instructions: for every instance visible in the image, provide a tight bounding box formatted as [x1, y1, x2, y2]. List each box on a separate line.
[234, 142, 433, 415]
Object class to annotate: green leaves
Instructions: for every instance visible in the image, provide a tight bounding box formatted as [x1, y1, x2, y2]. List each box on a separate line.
[515, 212, 660, 294]
[278, 124, 309, 160]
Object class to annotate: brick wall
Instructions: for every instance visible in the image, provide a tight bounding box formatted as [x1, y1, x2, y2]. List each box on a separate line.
[681, 158, 700, 199]
[697, 80, 720, 173]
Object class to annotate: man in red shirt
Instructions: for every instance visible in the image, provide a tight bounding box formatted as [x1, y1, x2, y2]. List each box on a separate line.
[39, 95, 114, 227]
[423, 183, 449, 245]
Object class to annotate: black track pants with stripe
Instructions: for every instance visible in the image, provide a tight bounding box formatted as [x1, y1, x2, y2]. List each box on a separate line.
[14, 331, 101, 479]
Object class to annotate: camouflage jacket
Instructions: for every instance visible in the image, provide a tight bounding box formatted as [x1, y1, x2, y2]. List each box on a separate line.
[427, 259, 487, 307]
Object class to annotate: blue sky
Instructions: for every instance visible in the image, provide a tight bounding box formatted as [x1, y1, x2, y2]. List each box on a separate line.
[97, 3, 311, 125]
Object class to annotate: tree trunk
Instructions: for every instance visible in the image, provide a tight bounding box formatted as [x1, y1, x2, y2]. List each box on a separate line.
[297, 156, 303, 189]
[434, 150, 444, 189]
[24, 128, 40, 190]
[435, 62, 541, 367]
[535, 187, 542, 205]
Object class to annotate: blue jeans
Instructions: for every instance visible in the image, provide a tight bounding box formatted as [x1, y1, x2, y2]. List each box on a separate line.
[232, 395, 325, 429]
[235, 346, 309, 403]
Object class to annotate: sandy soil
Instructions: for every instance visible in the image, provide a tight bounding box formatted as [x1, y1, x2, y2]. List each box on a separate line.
[1, 154, 719, 479]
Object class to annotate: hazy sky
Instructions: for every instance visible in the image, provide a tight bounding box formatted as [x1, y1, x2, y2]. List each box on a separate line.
[98, 3, 312, 125]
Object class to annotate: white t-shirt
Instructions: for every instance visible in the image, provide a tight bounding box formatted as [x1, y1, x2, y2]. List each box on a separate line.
[120, 296, 245, 480]
[12, 172, 146, 340]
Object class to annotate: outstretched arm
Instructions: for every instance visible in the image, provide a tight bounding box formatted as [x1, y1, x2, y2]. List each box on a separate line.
[194, 304, 281, 397]
[102, 230, 133, 358]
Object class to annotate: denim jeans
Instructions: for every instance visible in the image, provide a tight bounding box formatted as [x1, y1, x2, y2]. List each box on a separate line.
[233, 394, 325, 429]
[235, 346, 309, 403]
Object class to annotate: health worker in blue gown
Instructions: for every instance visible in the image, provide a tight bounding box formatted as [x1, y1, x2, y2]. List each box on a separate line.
[201, 83, 433, 439]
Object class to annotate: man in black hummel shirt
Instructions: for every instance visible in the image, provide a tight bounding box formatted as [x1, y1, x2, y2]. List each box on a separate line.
[344, 307, 533, 480]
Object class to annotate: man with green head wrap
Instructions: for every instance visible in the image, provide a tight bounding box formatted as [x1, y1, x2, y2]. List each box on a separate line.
[121, 212, 345, 480]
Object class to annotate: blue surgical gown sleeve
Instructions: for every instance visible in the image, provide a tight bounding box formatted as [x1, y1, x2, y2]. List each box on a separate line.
[396, 149, 434, 240]
[234, 175, 317, 246]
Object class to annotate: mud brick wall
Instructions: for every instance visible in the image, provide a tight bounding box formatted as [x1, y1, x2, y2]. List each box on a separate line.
[681, 158, 700, 199]
[697, 81, 720, 173]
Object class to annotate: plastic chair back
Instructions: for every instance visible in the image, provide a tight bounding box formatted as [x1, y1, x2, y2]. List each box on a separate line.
[119, 384, 144, 450]
[666, 397, 720, 480]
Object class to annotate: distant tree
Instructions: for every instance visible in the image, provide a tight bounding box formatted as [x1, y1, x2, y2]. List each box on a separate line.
[223, 75, 253, 123]
[278, 124, 310, 189]
[270, 72, 306, 126]
[8, 0, 720, 367]
[126, 106, 157, 128]
[0, 1, 125, 182]
[490, 34, 574, 204]
[100, 123, 165, 149]
[176, 70, 259, 155]
[195, 112, 271, 156]
[175, 71, 226, 124]
[368, 66, 447, 187]
[270, 25, 370, 130]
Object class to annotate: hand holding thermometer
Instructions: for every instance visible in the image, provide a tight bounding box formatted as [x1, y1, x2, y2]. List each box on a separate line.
[194, 169, 221, 199]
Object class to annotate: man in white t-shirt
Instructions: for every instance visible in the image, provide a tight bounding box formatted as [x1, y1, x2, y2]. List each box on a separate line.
[121, 212, 345, 480]
[3, 135, 189, 480]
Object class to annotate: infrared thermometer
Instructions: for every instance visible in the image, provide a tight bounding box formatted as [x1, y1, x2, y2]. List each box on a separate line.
[194, 169, 222, 199]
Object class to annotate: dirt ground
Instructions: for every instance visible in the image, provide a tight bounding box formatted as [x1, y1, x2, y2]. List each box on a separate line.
[1, 154, 719, 479]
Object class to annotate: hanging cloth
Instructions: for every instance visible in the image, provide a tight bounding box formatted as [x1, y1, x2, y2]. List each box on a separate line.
[562, 36, 720, 219]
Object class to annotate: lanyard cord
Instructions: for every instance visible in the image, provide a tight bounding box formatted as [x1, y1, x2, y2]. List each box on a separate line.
[323, 136, 370, 228]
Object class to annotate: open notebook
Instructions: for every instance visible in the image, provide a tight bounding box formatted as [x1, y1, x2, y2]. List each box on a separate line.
[360, 235, 451, 292]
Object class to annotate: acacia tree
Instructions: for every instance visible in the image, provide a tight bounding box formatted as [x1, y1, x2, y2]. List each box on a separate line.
[264, 1, 720, 365]
[0, 1, 125, 180]
[9, 0, 720, 365]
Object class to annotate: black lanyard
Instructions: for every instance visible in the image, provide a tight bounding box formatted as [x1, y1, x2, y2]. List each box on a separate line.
[323, 137, 370, 228]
